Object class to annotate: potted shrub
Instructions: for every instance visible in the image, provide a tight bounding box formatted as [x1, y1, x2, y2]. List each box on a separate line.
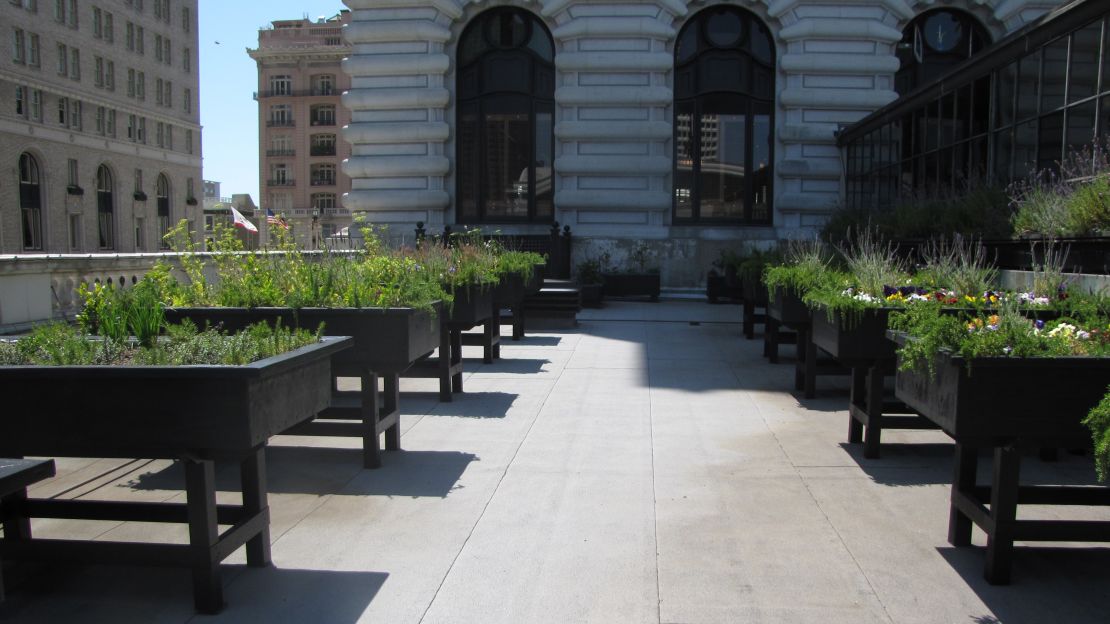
[0, 292, 350, 614]
[601, 242, 661, 301]
[888, 304, 1110, 584]
[576, 257, 604, 308]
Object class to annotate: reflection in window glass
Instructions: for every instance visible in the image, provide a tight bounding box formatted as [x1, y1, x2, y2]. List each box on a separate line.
[1013, 120, 1038, 179]
[698, 113, 746, 220]
[995, 62, 1017, 129]
[458, 104, 479, 220]
[994, 129, 1013, 182]
[482, 110, 531, 219]
[752, 104, 772, 222]
[1068, 23, 1102, 103]
[674, 106, 695, 219]
[1066, 101, 1097, 150]
[1040, 38, 1068, 113]
[1016, 52, 1041, 121]
[535, 104, 554, 218]
[1038, 112, 1064, 171]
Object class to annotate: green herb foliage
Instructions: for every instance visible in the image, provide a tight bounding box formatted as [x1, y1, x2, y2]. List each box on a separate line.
[0, 320, 321, 366]
[1083, 387, 1110, 482]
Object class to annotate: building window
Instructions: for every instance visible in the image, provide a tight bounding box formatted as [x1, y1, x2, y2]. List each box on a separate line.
[137, 71, 145, 99]
[12, 28, 26, 64]
[156, 173, 171, 248]
[69, 213, 82, 251]
[269, 134, 293, 156]
[97, 164, 115, 249]
[19, 153, 44, 251]
[673, 6, 775, 224]
[310, 163, 335, 186]
[106, 60, 114, 90]
[69, 47, 79, 80]
[270, 163, 289, 186]
[185, 128, 193, 153]
[312, 74, 334, 95]
[126, 21, 134, 50]
[456, 8, 556, 223]
[69, 98, 81, 129]
[127, 67, 135, 96]
[56, 43, 66, 75]
[104, 12, 113, 42]
[312, 193, 337, 210]
[269, 104, 292, 126]
[183, 46, 190, 72]
[896, 10, 990, 95]
[57, 96, 68, 125]
[183, 87, 191, 112]
[310, 104, 335, 126]
[94, 55, 104, 86]
[15, 85, 25, 117]
[154, 34, 162, 61]
[311, 133, 336, 156]
[28, 33, 39, 67]
[30, 88, 42, 120]
[181, 6, 190, 33]
[68, 158, 79, 186]
[269, 74, 291, 96]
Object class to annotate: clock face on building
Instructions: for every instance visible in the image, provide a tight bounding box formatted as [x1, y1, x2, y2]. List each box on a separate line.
[924, 11, 964, 53]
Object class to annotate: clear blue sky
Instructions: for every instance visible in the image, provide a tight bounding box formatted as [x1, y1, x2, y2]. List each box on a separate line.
[199, 1, 345, 203]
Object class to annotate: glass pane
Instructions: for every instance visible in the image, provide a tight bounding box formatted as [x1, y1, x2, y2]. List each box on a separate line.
[482, 108, 531, 219]
[489, 12, 527, 48]
[1041, 38, 1067, 113]
[751, 103, 772, 223]
[750, 20, 773, 65]
[972, 76, 991, 136]
[970, 137, 988, 183]
[995, 63, 1017, 128]
[1102, 95, 1110, 139]
[1013, 120, 1038, 179]
[924, 100, 939, 151]
[1016, 53, 1040, 122]
[534, 103, 554, 219]
[674, 103, 695, 220]
[1068, 23, 1102, 103]
[698, 112, 746, 220]
[675, 23, 698, 64]
[923, 12, 963, 53]
[1037, 112, 1064, 171]
[706, 11, 743, 48]
[955, 86, 971, 143]
[939, 92, 956, 147]
[526, 20, 553, 60]
[457, 103, 479, 220]
[993, 129, 1013, 183]
[458, 25, 489, 67]
[1066, 100, 1097, 151]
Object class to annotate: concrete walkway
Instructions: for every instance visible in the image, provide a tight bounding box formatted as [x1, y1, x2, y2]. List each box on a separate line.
[2, 301, 1108, 623]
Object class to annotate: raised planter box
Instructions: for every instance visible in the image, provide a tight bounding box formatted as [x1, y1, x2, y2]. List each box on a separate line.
[0, 336, 351, 613]
[165, 306, 440, 467]
[767, 287, 811, 327]
[811, 306, 898, 366]
[579, 283, 603, 308]
[602, 273, 660, 301]
[741, 275, 767, 340]
[889, 330, 1110, 584]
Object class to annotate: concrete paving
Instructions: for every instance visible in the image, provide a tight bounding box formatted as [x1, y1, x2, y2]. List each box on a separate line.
[2, 301, 1109, 623]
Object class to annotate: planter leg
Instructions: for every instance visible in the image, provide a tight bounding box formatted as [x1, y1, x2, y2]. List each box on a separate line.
[383, 373, 401, 452]
[948, 443, 977, 547]
[361, 370, 382, 469]
[437, 322, 452, 402]
[451, 329, 464, 394]
[862, 366, 883, 459]
[984, 446, 1020, 585]
[512, 304, 524, 341]
[848, 367, 865, 444]
[241, 449, 271, 568]
[185, 458, 223, 614]
[792, 325, 803, 389]
[485, 312, 497, 363]
[766, 317, 779, 363]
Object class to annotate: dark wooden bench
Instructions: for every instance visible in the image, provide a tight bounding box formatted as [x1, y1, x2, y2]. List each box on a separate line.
[0, 458, 56, 602]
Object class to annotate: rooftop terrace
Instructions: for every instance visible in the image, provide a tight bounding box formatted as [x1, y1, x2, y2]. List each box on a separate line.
[1, 301, 1107, 623]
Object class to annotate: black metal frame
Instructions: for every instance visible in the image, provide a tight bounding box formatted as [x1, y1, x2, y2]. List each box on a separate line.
[455, 7, 555, 225]
[673, 6, 775, 226]
[840, 0, 1110, 210]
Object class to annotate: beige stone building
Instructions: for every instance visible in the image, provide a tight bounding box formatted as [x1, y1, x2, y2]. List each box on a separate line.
[248, 11, 352, 248]
[1, 0, 202, 254]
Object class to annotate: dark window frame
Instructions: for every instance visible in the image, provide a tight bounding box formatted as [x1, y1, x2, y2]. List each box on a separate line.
[455, 7, 555, 225]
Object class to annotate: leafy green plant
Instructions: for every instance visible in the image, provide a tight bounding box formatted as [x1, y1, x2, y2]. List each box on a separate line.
[764, 238, 841, 299]
[837, 227, 910, 299]
[916, 235, 998, 299]
[1083, 387, 1110, 482]
[1010, 142, 1110, 238]
[576, 258, 603, 285]
[822, 187, 1013, 245]
[0, 321, 321, 367]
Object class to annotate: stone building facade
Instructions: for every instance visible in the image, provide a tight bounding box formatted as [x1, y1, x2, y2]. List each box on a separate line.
[248, 12, 353, 247]
[340, 0, 1061, 287]
[1, 0, 202, 254]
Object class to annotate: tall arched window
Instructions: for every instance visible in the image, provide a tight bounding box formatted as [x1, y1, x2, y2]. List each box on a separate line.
[896, 10, 990, 94]
[674, 7, 775, 224]
[96, 164, 115, 250]
[19, 153, 44, 250]
[456, 8, 555, 223]
[156, 173, 171, 249]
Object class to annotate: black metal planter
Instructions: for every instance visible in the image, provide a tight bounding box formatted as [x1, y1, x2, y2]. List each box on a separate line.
[601, 273, 660, 301]
[810, 306, 936, 458]
[165, 306, 440, 468]
[889, 332, 1110, 585]
[766, 288, 846, 398]
[404, 285, 494, 401]
[0, 337, 351, 613]
[741, 276, 768, 341]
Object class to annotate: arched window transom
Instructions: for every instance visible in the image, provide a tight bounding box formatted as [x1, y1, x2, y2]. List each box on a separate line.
[456, 8, 555, 223]
[674, 7, 775, 224]
[896, 10, 990, 94]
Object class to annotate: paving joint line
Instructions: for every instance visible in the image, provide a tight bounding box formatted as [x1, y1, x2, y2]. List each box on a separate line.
[733, 353, 897, 624]
[416, 353, 562, 624]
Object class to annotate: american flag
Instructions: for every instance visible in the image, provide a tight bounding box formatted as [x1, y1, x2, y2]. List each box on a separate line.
[266, 208, 289, 230]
